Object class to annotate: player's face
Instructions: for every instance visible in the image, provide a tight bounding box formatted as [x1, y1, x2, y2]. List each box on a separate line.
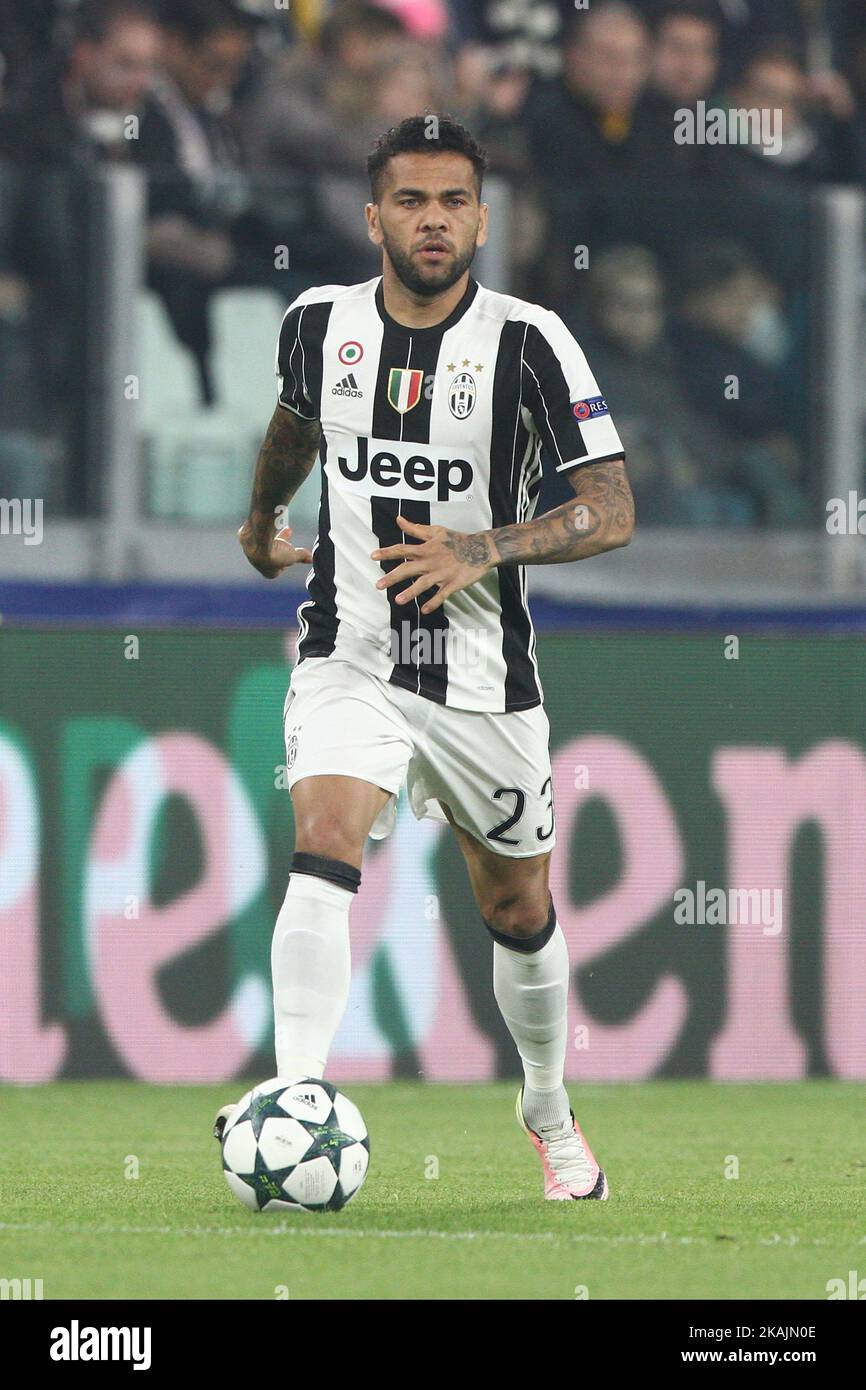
[367, 153, 488, 298]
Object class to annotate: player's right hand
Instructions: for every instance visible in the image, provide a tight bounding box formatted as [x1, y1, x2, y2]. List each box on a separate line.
[238, 520, 314, 579]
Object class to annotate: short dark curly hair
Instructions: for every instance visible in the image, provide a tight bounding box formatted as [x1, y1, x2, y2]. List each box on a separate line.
[367, 114, 488, 203]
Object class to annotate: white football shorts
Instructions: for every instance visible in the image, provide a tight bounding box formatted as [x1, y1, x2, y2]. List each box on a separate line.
[282, 655, 556, 858]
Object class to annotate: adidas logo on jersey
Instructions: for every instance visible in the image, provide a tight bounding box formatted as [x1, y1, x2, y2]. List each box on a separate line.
[332, 373, 363, 398]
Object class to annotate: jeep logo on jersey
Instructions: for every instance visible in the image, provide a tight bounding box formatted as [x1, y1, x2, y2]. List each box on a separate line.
[449, 371, 476, 419]
[335, 435, 474, 501]
[387, 367, 424, 414]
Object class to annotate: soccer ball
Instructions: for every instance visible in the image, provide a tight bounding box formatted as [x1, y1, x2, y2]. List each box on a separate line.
[220, 1076, 370, 1213]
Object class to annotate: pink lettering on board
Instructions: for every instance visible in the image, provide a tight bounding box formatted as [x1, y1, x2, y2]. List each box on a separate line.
[0, 736, 67, 1081]
[712, 742, 866, 1079]
[90, 734, 261, 1081]
[550, 736, 689, 1079]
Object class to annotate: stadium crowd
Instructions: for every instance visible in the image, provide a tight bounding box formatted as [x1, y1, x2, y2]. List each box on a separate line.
[1, 0, 865, 523]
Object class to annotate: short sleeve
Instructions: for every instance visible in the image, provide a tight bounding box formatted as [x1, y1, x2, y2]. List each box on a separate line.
[275, 302, 317, 419]
[522, 311, 625, 472]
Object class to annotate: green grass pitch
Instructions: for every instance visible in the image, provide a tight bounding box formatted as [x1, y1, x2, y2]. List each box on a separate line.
[1, 1081, 862, 1300]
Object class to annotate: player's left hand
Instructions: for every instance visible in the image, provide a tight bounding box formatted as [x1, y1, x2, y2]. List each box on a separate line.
[371, 515, 493, 615]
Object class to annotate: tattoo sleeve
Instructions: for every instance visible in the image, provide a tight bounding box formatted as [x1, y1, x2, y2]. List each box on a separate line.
[485, 457, 634, 566]
[247, 405, 321, 549]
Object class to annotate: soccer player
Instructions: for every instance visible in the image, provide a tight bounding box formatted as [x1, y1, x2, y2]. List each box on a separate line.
[218, 115, 634, 1200]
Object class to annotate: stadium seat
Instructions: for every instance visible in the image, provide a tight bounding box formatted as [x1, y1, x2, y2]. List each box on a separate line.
[136, 290, 201, 425]
[209, 287, 287, 425]
[144, 410, 255, 521]
[210, 288, 322, 532]
[136, 288, 321, 528]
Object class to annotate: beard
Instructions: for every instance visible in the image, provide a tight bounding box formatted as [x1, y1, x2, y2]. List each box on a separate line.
[381, 229, 478, 298]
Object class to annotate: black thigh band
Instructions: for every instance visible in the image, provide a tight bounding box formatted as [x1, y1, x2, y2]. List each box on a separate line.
[290, 852, 361, 895]
[484, 894, 557, 954]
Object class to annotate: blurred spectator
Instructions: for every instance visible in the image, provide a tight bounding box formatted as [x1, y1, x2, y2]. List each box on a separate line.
[565, 245, 757, 525]
[239, 2, 452, 273]
[522, 3, 678, 186]
[671, 238, 785, 437]
[722, 38, 861, 187]
[649, 0, 722, 106]
[448, 0, 575, 81]
[0, 0, 162, 513]
[712, 0, 844, 77]
[454, 38, 547, 299]
[522, 1, 717, 303]
[137, 0, 373, 403]
[0, 0, 161, 165]
[644, 0, 724, 176]
[448, 0, 574, 210]
[450, 3, 564, 292]
[668, 238, 809, 522]
[452, 48, 533, 182]
[134, 0, 256, 399]
[138, 0, 251, 213]
[240, 1, 404, 187]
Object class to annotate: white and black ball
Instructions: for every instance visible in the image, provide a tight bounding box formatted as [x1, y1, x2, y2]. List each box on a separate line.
[221, 1076, 370, 1213]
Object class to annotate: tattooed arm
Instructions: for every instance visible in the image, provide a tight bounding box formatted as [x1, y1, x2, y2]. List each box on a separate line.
[238, 405, 321, 579]
[371, 457, 634, 616]
[486, 456, 634, 566]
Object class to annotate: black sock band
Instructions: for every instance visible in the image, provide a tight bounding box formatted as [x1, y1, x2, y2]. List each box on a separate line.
[290, 852, 361, 894]
[484, 894, 556, 954]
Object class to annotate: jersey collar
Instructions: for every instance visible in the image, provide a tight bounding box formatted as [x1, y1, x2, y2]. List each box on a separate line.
[374, 274, 479, 337]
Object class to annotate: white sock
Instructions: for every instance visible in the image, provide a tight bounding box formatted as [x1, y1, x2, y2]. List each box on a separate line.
[271, 873, 353, 1080]
[493, 923, 572, 1131]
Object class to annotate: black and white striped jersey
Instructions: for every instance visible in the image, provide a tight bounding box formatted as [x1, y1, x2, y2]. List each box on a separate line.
[276, 274, 624, 713]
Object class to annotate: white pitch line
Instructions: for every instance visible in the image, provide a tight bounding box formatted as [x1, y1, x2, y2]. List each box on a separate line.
[0, 1222, 863, 1249]
[0, 1220, 693, 1246]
